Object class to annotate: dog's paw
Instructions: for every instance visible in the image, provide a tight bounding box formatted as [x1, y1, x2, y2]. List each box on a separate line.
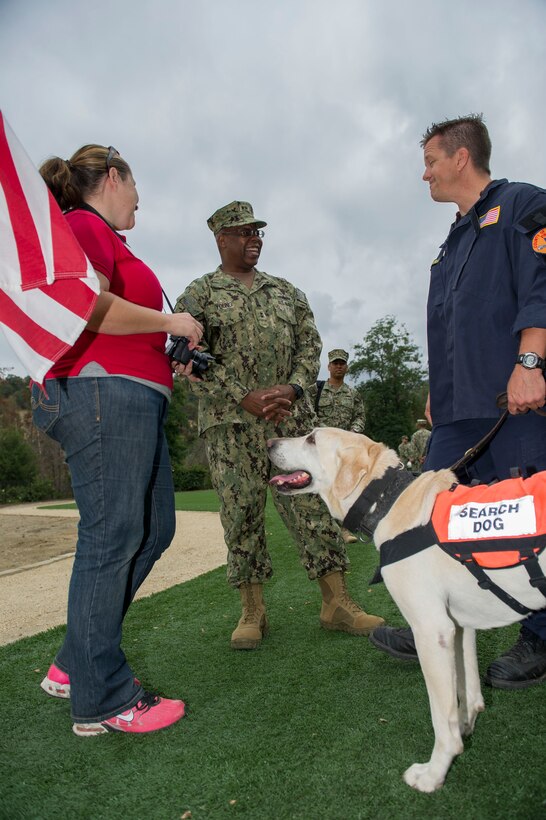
[403, 762, 445, 793]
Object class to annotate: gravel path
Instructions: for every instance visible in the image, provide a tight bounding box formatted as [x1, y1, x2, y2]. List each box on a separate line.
[0, 502, 226, 646]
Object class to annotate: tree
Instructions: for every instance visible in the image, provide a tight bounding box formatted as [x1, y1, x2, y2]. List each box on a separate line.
[0, 427, 56, 502]
[164, 378, 190, 468]
[0, 374, 30, 413]
[0, 428, 37, 488]
[0, 368, 208, 498]
[349, 315, 428, 450]
[0, 372, 71, 499]
[164, 379, 210, 489]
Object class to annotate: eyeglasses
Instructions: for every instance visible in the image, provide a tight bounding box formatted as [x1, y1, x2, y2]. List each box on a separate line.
[222, 228, 265, 238]
[105, 146, 119, 172]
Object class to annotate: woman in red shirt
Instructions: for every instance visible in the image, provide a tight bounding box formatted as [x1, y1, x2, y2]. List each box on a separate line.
[32, 144, 202, 736]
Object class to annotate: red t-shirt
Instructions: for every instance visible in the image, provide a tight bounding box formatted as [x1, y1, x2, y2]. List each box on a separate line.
[46, 209, 173, 388]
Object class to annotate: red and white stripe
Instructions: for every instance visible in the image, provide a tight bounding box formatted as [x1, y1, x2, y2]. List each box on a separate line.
[479, 205, 500, 228]
[0, 112, 99, 382]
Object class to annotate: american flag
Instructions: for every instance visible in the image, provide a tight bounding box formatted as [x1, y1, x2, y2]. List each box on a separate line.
[0, 112, 99, 382]
[479, 205, 500, 228]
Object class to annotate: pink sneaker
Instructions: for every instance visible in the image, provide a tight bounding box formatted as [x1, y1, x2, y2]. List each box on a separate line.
[40, 663, 70, 699]
[72, 692, 185, 736]
[40, 664, 140, 700]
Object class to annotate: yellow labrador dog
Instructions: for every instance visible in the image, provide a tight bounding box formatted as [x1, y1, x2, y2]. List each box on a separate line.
[267, 428, 546, 792]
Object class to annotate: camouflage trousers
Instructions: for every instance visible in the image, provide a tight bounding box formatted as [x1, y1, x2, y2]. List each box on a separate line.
[204, 418, 348, 588]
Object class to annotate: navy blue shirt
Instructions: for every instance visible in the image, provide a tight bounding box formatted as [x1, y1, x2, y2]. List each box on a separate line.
[427, 179, 546, 424]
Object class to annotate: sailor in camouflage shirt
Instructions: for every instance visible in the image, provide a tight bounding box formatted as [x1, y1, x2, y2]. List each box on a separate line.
[307, 348, 365, 543]
[175, 201, 384, 650]
[411, 419, 431, 472]
[307, 349, 366, 433]
[398, 435, 417, 470]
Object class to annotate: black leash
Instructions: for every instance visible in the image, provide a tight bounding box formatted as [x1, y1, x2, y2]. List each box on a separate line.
[496, 390, 546, 417]
[448, 408, 508, 476]
[448, 391, 546, 477]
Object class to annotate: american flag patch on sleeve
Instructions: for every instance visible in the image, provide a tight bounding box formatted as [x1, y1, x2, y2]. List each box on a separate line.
[479, 205, 500, 228]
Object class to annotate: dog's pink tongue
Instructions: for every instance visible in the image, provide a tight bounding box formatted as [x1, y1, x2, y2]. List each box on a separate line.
[269, 471, 309, 487]
[270, 472, 297, 484]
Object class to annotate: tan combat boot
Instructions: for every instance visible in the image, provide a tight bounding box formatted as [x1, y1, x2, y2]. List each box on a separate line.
[231, 583, 268, 650]
[318, 571, 385, 636]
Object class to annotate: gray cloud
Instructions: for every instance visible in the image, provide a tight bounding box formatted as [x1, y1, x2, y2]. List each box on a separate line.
[1, 0, 545, 379]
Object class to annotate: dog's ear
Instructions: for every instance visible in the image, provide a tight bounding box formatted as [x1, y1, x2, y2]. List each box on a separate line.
[332, 447, 369, 500]
[331, 440, 388, 501]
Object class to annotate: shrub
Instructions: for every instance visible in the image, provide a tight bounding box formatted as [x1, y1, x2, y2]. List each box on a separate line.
[172, 465, 211, 491]
[0, 427, 38, 490]
[0, 477, 56, 504]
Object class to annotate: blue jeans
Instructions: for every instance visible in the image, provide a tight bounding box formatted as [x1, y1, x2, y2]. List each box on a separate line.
[31, 377, 175, 721]
[425, 414, 546, 640]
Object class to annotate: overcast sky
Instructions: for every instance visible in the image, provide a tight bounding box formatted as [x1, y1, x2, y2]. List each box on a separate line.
[1, 0, 545, 380]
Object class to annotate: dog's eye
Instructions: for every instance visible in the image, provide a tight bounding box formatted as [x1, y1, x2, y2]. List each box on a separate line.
[306, 433, 316, 445]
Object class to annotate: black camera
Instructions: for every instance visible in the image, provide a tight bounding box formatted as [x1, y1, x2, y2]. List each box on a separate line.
[166, 336, 215, 379]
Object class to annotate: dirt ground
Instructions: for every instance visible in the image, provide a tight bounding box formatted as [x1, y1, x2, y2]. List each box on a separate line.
[0, 513, 78, 572]
[0, 503, 227, 646]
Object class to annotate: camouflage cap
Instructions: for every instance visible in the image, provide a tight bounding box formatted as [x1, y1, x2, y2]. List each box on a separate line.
[207, 201, 267, 234]
[328, 348, 349, 363]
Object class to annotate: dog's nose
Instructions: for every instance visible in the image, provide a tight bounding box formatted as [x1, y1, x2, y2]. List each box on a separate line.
[266, 438, 277, 450]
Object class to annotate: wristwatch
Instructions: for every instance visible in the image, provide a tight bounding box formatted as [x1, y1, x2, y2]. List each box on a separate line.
[289, 384, 304, 401]
[516, 352, 545, 370]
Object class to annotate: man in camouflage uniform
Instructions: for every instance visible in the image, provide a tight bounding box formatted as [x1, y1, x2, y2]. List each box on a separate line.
[398, 435, 417, 470]
[175, 201, 384, 649]
[410, 418, 431, 472]
[307, 349, 366, 433]
[307, 348, 366, 543]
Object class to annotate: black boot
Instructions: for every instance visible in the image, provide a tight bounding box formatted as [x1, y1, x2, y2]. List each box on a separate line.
[485, 628, 546, 690]
[368, 626, 418, 661]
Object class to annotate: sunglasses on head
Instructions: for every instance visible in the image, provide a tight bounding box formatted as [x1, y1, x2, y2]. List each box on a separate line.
[105, 146, 118, 172]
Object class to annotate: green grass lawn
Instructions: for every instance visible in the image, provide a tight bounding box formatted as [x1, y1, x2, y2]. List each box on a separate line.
[37, 490, 221, 514]
[3, 492, 546, 819]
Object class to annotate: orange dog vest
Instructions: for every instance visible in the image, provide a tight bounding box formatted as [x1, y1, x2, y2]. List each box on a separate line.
[432, 473, 546, 570]
[377, 472, 546, 615]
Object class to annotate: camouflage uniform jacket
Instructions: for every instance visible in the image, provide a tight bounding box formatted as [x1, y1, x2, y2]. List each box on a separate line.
[398, 440, 417, 469]
[411, 428, 431, 461]
[174, 267, 322, 435]
[307, 381, 366, 433]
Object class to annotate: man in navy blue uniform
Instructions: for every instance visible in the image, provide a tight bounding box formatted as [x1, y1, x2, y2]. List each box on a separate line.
[370, 114, 546, 689]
